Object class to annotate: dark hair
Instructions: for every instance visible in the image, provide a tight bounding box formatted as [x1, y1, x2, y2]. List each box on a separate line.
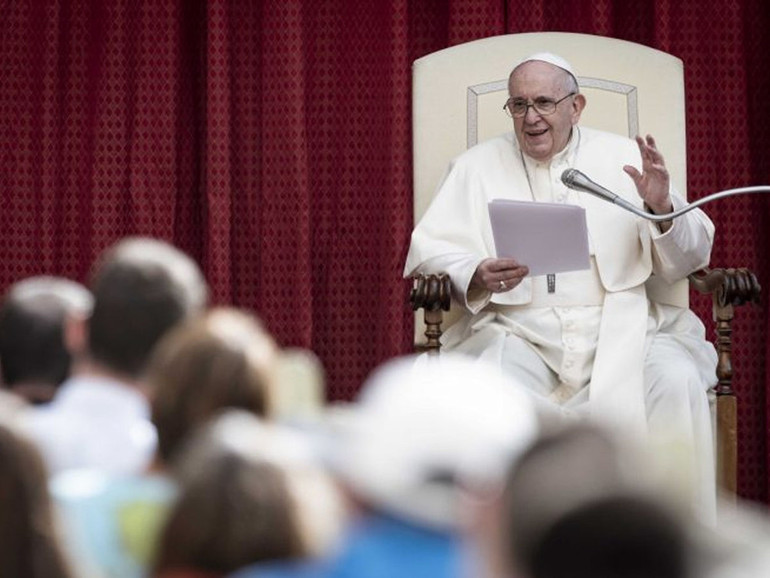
[504, 423, 640, 576]
[0, 423, 75, 578]
[152, 450, 305, 574]
[530, 495, 690, 578]
[0, 277, 91, 392]
[88, 238, 207, 378]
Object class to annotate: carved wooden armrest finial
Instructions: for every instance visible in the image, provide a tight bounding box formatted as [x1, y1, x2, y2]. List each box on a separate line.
[689, 267, 761, 309]
[688, 266, 761, 497]
[689, 266, 761, 396]
[410, 273, 451, 354]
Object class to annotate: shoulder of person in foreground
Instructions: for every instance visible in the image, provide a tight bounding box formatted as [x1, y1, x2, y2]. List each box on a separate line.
[51, 468, 176, 578]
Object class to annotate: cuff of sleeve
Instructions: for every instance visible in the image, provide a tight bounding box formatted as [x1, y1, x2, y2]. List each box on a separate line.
[460, 259, 492, 313]
[646, 194, 686, 239]
[465, 285, 492, 313]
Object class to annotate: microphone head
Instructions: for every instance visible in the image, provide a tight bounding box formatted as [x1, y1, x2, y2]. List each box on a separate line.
[560, 168, 585, 189]
[560, 168, 620, 204]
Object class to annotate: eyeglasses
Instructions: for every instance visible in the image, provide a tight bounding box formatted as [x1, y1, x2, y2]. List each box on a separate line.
[503, 92, 576, 118]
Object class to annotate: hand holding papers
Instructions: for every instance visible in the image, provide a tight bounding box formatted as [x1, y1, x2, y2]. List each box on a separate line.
[488, 200, 590, 277]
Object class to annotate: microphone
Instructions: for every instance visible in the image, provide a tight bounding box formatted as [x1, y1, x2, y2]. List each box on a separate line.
[561, 169, 770, 222]
[560, 169, 641, 215]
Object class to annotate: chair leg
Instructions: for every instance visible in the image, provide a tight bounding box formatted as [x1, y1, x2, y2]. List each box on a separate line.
[714, 301, 737, 500]
[716, 393, 737, 498]
[691, 267, 761, 500]
[423, 308, 444, 355]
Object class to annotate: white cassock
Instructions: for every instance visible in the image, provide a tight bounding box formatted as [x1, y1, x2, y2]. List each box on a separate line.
[404, 126, 718, 521]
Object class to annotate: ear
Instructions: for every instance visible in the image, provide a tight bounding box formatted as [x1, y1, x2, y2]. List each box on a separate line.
[571, 93, 586, 124]
[64, 312, 89, 356]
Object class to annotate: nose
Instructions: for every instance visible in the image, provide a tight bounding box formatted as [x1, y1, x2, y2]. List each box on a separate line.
[523, 103, 542, 121]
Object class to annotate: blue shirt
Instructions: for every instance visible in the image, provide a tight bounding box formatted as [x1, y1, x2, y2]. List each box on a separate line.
[229, 514, 466, 578]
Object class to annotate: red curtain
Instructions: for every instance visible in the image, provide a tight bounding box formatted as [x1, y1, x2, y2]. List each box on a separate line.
[1, 0, 768, 501]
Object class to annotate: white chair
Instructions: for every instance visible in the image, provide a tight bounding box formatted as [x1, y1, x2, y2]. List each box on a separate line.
[408, 32, 759, 496]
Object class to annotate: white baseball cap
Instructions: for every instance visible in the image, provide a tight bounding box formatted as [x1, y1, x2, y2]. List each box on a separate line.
[334, 353, 539, 529]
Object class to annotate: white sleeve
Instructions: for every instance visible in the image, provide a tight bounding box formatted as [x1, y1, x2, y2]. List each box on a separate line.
[647, 191, 715, 283]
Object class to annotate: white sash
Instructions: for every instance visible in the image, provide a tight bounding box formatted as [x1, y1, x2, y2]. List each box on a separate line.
[589, 287, 649, 438]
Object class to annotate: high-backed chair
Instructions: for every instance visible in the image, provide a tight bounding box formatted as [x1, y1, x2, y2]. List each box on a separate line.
[408, 32, 759, 496]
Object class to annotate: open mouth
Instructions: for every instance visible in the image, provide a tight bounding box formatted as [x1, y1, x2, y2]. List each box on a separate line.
[526, 128, 548, 137]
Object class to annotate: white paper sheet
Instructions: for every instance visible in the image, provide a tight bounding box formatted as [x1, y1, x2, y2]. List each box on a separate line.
[488, 199, 590, 277]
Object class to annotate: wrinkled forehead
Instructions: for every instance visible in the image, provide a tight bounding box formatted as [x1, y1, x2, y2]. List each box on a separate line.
[508, 60, 571, 97]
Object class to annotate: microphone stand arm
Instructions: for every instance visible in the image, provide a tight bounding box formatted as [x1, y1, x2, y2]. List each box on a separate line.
[592, 186, 770, 222]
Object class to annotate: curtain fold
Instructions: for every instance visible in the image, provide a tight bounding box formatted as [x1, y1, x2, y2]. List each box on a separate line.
[0, 0, 767, 500]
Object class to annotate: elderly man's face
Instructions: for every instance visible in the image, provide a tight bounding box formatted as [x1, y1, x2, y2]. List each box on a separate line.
[508, 61, 585, 163]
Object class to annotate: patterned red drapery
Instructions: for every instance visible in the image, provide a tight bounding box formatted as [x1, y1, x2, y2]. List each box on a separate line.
[1, 0, 768, 501]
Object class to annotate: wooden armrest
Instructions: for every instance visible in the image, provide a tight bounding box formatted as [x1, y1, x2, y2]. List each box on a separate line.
[410, 273, 451, 354]
[689, 267, 761, 309]
[688, 266, 760, 396]
[688, 267, 761, 497]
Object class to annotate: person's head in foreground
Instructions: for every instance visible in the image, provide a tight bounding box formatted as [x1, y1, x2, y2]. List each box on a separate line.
[0, 276, 92, 403]
[503, 422, 694, 578]
[334, 353, 539, 530]
[85, 236, 208, 381]
[147, 307, 281, 466]
[152, 410, 344, 576]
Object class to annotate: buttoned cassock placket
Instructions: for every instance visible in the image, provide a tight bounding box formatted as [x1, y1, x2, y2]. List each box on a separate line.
[514, 136, 605, 406]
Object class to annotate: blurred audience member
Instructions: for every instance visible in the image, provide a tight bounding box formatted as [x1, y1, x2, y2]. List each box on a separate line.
[153, 410, 344, 577]
[696, 500, 770, 578]
[231, 353, 539, 578]
[271, 347, 326, 425]
[503, 441, 770, 578]
[148, 307, 279, 467]
[51, 466, 177, 578]
[0, 420, 78, 578]
[24, 237, 208, 476]
[0, 276, 92, 404]
[51, 307, 286, 578]
[524, 494, 690, 578]
[0, 387, 28, 420]
[501, 422, 693, 578]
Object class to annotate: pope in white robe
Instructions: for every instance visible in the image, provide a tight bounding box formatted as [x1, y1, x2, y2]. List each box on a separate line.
[404, 53, 718, 521]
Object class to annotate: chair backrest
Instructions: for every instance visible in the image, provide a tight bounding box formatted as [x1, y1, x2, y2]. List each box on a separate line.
[412, 32, 688, 344]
